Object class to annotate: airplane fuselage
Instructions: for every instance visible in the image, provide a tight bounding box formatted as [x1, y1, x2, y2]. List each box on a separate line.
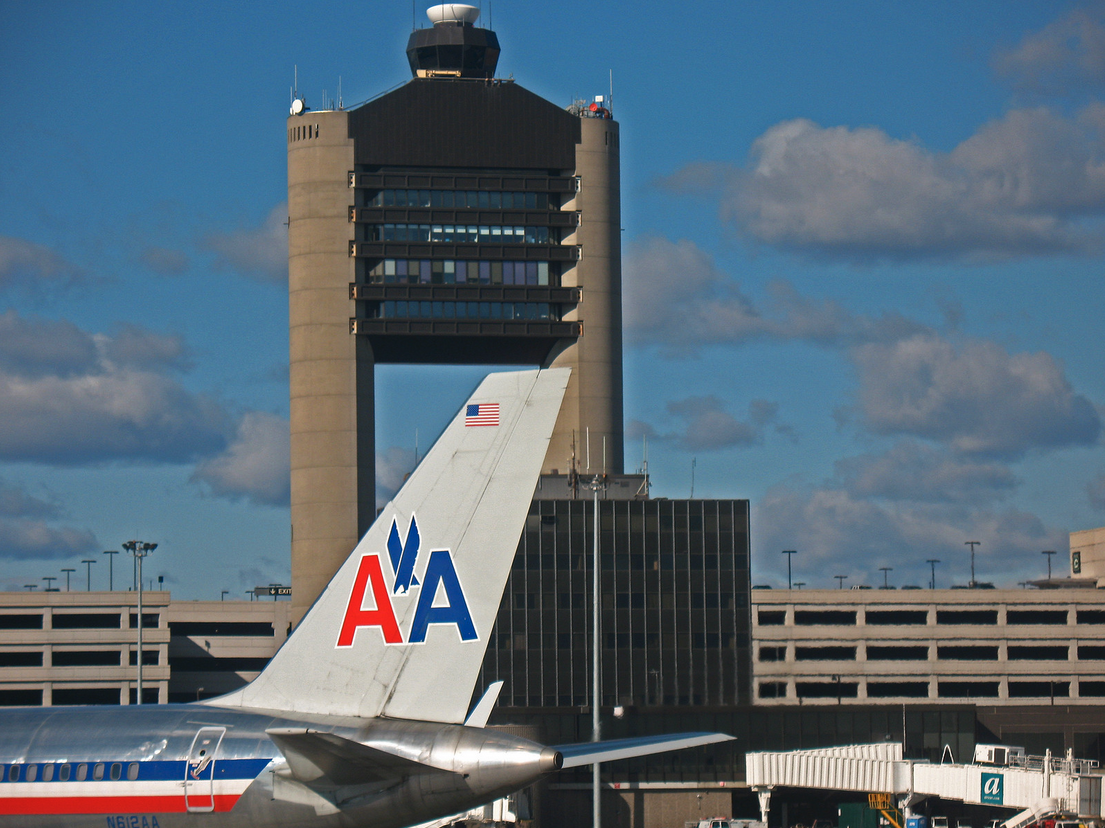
[0, 703, 559, 828]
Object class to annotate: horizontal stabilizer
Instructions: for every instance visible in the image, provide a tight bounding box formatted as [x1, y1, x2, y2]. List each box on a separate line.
[267, 728, 460, 787]
[464, 681, 504, 728]
[555, 732, 734, 769]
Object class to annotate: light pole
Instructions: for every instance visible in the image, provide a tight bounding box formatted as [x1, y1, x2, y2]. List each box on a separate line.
[221, 590, 229, 601]
[794, 582, 805, 589]
[123, 540, 157, 704]
[61, 568, 75, 591]
[926, 559, 940, 590]
[879, 567, 892, 589]
[782, 550, 797, 590]
[42, 576, 57, 591]
[81, 559, 96, 591]
[23, 584, 37, 591]
[965, 541, 980, 587]
[588, 472, 605, 828]
[1042, 550, 1056, 581]
[834, 575, 847, 589]
[103, 550, 119, 591]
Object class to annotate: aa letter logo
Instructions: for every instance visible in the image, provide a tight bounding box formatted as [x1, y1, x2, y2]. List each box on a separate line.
[336, 514, 477, 647]
[981, 772, 1003, 805]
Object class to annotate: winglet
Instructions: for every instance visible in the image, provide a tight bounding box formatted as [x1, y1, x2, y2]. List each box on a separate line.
[210, 369, 570, 723]
[464, 681, 504, 728]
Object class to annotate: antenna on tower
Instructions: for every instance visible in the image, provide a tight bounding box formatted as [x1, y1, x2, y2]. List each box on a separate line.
[338, 76, 343, 110]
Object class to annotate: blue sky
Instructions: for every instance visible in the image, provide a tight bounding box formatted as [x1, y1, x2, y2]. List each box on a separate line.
[1, 1, 1103, 596]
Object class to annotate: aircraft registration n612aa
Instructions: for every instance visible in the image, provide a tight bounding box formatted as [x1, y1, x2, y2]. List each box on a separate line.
[0, 369, 732, 828]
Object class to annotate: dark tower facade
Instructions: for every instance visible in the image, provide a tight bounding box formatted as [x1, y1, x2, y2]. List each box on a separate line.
[287, 5, 623, 619]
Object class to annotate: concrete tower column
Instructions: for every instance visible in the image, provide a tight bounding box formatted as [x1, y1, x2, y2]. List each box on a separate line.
[547, 115, 624, 475]
[287, 110, 368, 623]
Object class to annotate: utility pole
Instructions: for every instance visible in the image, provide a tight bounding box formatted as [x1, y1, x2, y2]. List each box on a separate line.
[926, 559, 940, 590]
[82, 559, 96, 591]
[123, 540, 157, 704]
[1042, 550, 1056, 581]
[965, 541, 980, 587]
[103, 549, 119, 591]
[782, 550, 797, 590]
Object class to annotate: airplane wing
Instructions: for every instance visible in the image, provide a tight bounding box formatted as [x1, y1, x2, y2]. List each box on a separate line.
[554, 732, 735, 769]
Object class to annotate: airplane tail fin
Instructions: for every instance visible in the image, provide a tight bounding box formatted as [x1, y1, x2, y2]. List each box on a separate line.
[212, 368, 569, 723]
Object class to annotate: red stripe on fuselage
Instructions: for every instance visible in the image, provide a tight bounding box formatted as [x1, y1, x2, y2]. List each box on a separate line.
[0, 793, 240, 815]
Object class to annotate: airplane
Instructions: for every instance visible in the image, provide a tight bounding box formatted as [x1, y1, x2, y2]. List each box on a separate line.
[0, 368, 732, 828]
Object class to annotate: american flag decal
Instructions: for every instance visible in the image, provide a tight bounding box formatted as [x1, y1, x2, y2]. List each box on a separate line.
[465, 403, 500, 427]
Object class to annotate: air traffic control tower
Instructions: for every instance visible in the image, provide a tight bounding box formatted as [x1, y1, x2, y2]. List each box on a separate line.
[287, 4, 624, 618]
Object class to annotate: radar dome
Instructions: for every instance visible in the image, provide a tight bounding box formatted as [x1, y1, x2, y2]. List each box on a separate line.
[427, 4, 480, 26]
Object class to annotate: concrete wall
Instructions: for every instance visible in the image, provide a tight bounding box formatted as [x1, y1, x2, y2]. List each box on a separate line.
[1071, 526, 1105, 583]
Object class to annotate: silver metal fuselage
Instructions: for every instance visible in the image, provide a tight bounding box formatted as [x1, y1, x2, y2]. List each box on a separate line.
[0, 703, 559, 828]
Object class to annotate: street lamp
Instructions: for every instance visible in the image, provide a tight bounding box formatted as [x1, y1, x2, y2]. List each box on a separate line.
[782, 550, 797, 590]
[61, 568, 76, 591]
[926, 559, 940, 590]
[879, 567, 892, 589]
[103, 550, 119, 591]
[122, 540, 157, 704]
[965, 541, 980, 587]
[1042, 550, 1057, 581]
[81, 559, 96, 591]
[42, 576, 57, 591]
[834, 575, 847, 589]
[221, 590, 229, 601]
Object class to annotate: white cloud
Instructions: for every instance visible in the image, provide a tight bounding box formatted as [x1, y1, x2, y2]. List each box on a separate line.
[204, 202, 288, 283]
[376, 446, 417, 508]
[0, 312, 232, 465]
[0, 236, 83, 289]
[192, 412, 290, 507]
[0, 520, 97, 562]
[623, 237, 925, 353]
[994, 6, 1105, 94]
[664, 105, 1105, 261]
[832, 442, 1019, 505]
[754, 482, 1063, 589]
[851, 334, 1101, 457]
[138, 247, 190, 276]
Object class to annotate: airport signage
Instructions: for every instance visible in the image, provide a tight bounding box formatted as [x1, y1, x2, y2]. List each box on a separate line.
[981, 772, 1003, 805]
[255, 586, 291, 596]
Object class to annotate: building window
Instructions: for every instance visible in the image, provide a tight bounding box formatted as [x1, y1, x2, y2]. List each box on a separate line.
[937, 645, 999, 660]
[758, 646, 786, 662]
[1009, 681, 1069, 698]
[1008, 645, 1068, 660]
[758, 682, 787, 699]
[865, 610, 928, 625]
[937, 681, 999, 698]
[936, 609, 998, 625]
[794, 646, 857, 661]
[867, 645, 928, 661]
[794, 610, 856, 626]
[796, 681, 858, 699]
[1007, 610, 1068, 625]
[867, 682, 929, 698]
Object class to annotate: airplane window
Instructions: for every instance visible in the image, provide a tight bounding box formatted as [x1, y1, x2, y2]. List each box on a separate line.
[42, 764, 54, 782]
[76, 764, 87, 781]
[7, 765, 19, 782]
[127, 763, 139, 781]
[26, 765, 37, 782]
[59, 764, 70, 781]
[110, 763, 122, 780]
[93, 763, 104, 781]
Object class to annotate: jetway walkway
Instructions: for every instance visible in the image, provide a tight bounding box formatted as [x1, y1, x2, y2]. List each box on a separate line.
[746, 744, 1103, 824]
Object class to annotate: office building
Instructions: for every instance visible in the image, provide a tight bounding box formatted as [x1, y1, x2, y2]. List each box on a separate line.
[288, 3, 623, 618]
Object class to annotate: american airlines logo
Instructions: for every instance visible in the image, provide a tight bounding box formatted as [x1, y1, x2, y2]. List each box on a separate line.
[336, 515, 477, 647]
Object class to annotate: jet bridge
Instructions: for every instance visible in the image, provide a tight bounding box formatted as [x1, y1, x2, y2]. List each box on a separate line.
[746, 744, 1103, 825]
